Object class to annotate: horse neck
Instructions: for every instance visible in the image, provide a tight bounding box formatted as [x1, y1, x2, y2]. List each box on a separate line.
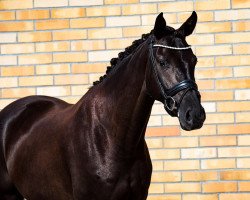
[80, 42, 154, 152]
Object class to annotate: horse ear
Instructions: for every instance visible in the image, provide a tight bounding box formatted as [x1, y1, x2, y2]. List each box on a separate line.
[154, 12, 167, 39]
[177, 11, 197, 37]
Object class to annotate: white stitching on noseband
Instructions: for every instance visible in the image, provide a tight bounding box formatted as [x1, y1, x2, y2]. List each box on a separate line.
[153, 44, 192, 50]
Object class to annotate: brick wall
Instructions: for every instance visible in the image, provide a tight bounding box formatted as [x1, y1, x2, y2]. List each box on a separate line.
[0, 0, 250, 199]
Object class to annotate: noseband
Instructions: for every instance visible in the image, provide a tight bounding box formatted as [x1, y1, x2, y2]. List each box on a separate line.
[148, 37, 199, 117]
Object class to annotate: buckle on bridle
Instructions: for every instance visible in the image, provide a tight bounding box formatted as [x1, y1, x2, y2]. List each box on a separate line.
[164, 96, 177, 111]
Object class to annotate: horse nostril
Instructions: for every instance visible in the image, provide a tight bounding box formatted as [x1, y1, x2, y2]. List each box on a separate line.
[185, 109, 192, 123]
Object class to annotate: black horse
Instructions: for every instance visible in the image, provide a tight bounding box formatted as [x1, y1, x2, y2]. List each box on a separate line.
[0, 12, 205, 200]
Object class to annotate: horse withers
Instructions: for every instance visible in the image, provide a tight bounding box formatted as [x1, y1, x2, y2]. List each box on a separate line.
[0, 12, 205, 200]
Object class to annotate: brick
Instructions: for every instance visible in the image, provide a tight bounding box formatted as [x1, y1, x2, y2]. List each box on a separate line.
[122, 4, 157, 15]
[0, 33, 16, 43]
[159, 2, 193, 13]
[106, 16, 140, 27]
[148, 116, 162, 126]
[0, 77, 18, 88]
[123, 27, 152, 37]
[220, 170, 250, 180]
[149, 149, 180, 160]
[106, 38, 138, 50]
[196, 22, 231, 34]
[239, 182, 250, 192]
[36, 19, 69, 30]
[181, 125, 216, 136]
[60, 96, 80, 104]
[232, 0, 250, 8]
[0, 0, 33, 10]
[147, 195, 181, 200]
[2, 88, 35, 98]
[0, 55, 17, 66]
[196, 57, 214, 68]
[234, 21, 250, 31]
[151, 161, 163, 171]
[196, 68, 232, 79]
[34, 0, 68, 8]
[72, 63, 107, 74]
[235, 89, 250, 100]
[145, 138, 163, 149]
[37, 86, 70, 97]
[88, 28, 122, 39]
[183, 194, 218, 200]
[233, 44, 250, 54]
[236, 112, 250, 123]
[51, 8, 85, 18]
[89, 73, 103, 84]
[18, 32, 52, 43]
[1, 44, 34, 54]
[164, 160, 200, 171]
[53, 52, 87, 63]
[219, 147, 250, 158]
[71, 85, 89, 96]
[196, 80, 214, 90]
[216, 32, 250, 44]
[1, 66, 34, 76]
[216, 55, 250, 67]
[202, 102, 216, 113]
[215, 10, 250, 21]
[151, 103, 167, 115]
[36, 64, 70, 75]
[53, 30, 87, 41]
[54, 75, 89, 85]
[86, 6, 121, 16]
[36, 42, 70, 52]
[105, 0, 138, 4]
[0, 11, 15, 20]
[237, 158, 250, 168]
[164, 137, 198, 148]
[182, 171, 217, 182]
[234, 66, 250, 77]
[181, 148, 216, 159]
[70, 0, 103, 6]
[239, 135, 250, 146]
[195, 0, 230, 10]
[179, 12, 213, 23]
[17, 10, 49, 20]
[200, 136, 236, 147]
[205, 113, 234, 124]
[203, 182, 237, 193]
[148, 183, 164, 194]
[216, 79, 250, 89]
[72, 40, 105, 52]
[151, 172, 181, 182]
[217, 101, 250, 112]
[221, 193, 250, 200]
[165, 183, 201, 193]
[218, 124, 250, 135]
[146, 127, 180, 137]
[196, 45, 232, 56]
[0, 99, 16, 110]
[88, 50, 120, 62]
[0, 21, 33, 32]
[70, 18, 105, 28]
[187, 34, 214, 46]
[19, 76, 53, 86]
[202, 159, 236, 170]
[141, 13, 176, 25]
[19, 54, 52, 65]
[201, 91, 233, 101]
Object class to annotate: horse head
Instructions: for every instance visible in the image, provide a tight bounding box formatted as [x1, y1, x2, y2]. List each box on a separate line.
[146, 12, 206, 131]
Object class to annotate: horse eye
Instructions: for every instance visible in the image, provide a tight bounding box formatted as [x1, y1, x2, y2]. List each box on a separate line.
[159, 60, 168, 67]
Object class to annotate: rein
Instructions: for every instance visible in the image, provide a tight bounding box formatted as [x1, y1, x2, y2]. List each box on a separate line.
[148, 36, 199, 117]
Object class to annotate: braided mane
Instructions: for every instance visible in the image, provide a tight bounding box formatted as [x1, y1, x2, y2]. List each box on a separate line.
[92, 31, 153, 86]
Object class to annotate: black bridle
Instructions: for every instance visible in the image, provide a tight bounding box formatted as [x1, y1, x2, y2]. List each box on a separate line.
[148, 36, 199, 117]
